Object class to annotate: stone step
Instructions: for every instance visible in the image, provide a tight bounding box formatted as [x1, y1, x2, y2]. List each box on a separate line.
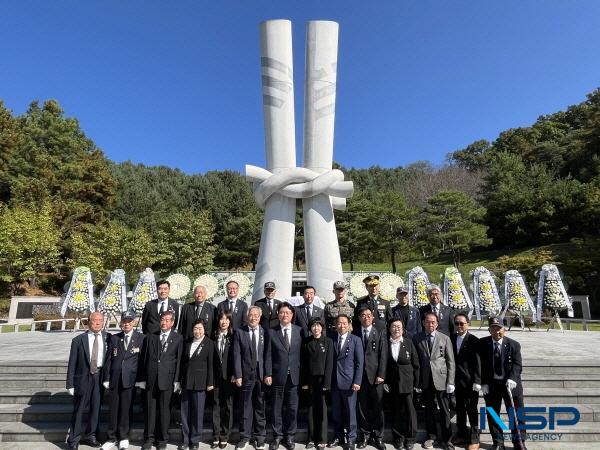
[0, 443, 597, 450]
[1, 401, 598, 424]
[3, 373, 600, 390]
[0, 421, 598, 443]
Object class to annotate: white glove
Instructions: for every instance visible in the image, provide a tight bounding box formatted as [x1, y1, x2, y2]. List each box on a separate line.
[174, 382, 181, 393]
[135, 381, 146, 390]
[473, 383, 482, 392]
[446, 384, 455, 394]
[383, 384, 390, 393]
[481, 384, 489, 395]
[102, 381, 110, 389]
[67, 388, 75, 396]
[414, 387, 422, 393]
[506, 379, 517, 390]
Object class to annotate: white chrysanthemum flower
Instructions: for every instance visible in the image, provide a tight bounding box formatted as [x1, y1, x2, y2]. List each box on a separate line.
[379, 273, 404, 301]
[166, 273, 191, 300]
[194, 274, 220, 300]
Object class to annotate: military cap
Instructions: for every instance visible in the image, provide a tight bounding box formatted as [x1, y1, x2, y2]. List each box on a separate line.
[396, 286, 409, 295]
[488, 316, 505, 328]
[333, 280, 346, 289]
[121, 310, 137, 321]
[362, 275, 380, 286]
[264, 281, 276, 290]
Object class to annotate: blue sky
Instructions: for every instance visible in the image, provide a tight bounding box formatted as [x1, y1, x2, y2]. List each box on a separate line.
[1, 1, 599, 174]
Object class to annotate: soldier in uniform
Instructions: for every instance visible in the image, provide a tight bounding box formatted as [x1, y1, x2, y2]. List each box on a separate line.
[324, 281, 355, 334]
[353, 275, 392, 332]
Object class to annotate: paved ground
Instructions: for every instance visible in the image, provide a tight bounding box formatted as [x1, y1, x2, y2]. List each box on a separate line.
[1, 328, 599, 363]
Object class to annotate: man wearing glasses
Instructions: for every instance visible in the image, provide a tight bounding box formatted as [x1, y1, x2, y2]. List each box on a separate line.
[450, 313, 481, 448]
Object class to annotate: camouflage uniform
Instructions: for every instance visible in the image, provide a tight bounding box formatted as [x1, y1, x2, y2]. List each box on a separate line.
[324, 299, 356, 331]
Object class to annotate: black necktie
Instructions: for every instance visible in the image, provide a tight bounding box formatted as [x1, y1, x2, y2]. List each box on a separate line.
[195, 303, 202, 318]
[494, 342, 503, 376]
[251, 328, 258, 367]
[124, 334, 129, 350]
[160, 333, 167, 353]
[306, 305, 311, 320]
[159, 302, 165, 315]
[363, 329, 368, 350]
[268, 300, 273, 318]
[338, 336, 343, 353]
[427, 334, 433, 352]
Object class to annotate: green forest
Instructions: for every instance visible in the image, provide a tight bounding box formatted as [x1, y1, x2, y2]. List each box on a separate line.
[1, 89, 599, 313]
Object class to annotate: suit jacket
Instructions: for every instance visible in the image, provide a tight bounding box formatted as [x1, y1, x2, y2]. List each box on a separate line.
[354, 296, 393, 332]
[478, 335, 523, 396]
[413, 331, 455, 391]
[179, 301, 216, 340]
[451, 332, 481, 390]
[266, 324, 302, 386]
[386, 337, 420, 394]
[418, 303, 455, 336]
[213, 332, 234, 381]
[353, 326, 387, 384]
[294, 303, 324, 338]
[66, 330, 111, 391]
[332, 333, 364, 391]
[217, 298, 248, 330]
[180, 337, 215, 391]
[138, 330, 183, 391]
[103, 330, 145, 389]
[300, 336, 334, 389]
[141, 298, 180, 335]
[233, 325, 270, 383]
[391, 304, 422, 338]
[254, 297, 282, 329]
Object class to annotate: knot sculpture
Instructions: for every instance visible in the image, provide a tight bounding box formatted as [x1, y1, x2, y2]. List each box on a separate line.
[247, 20, 353, 301]
[246, 166, 353, 210]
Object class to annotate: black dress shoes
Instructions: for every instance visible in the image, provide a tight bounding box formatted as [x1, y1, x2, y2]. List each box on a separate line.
[270, 438, 282, 450]
[356, 440, 367, 450]
[285, 440, 295, 450]
[141, 442, 153, 450]
[372, 437, 385, 450]
[81, 438, 101, 448]
[305, 442, 315, 449]
[345, 444, 355, 450]
[220, 442, 229, 449]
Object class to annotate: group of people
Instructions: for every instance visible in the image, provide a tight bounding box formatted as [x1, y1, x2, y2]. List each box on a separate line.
[65, 275, 527, 450]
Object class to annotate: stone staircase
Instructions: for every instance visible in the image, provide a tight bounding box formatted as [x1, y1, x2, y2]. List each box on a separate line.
[0, 359, 599, 449]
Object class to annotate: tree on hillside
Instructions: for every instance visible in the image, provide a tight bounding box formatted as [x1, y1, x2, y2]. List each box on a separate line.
[336, 194, 371, 271]
[367, 191, 417, 273]
[420, 190, 491, 267]
[69, 221, 157, 280]
[0, 203, 61, 291]
[154, 210, 216, 275]
[4, 100, 115, 237]
[0, 101, 22, 203]
[220, 213, 262, 270]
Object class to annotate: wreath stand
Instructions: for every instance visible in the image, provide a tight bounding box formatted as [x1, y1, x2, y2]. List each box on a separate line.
[546, 310, 565, 333]
[507, 310, 532, 332]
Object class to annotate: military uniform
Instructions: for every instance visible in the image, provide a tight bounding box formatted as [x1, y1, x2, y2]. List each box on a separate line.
[324, 299, 355, 332]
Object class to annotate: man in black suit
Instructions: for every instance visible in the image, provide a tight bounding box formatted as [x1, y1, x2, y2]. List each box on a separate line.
[418, 285, 454, 336]
[66, 311, 110, 450]
[254, 281, 282, 330]
[450, 313, 481, 447]
[233, 306, 271, 450]
[353, 306, 387, 450]
[102, 311, 145, 450]
[353, 275, 392, 332]
[142, 279, 180, 335]
[479, 317, 527, 450]
[391, 287, 422, 338]
[294, 286, 324, 339]
[265, 302, 302, 450]
[136, 310, 184, 450]
[217, 280, 248, 330]
[179, 284, 216, 339]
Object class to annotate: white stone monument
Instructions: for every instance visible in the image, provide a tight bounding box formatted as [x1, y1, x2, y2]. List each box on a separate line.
[246, 20, 353, 302]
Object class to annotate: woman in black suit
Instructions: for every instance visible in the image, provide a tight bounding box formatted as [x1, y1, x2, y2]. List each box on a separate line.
[211, 311, 234, 449]
[179, 318, 214, 450]
[385, 318, 420, 450]
[301, 317, 334, 449]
